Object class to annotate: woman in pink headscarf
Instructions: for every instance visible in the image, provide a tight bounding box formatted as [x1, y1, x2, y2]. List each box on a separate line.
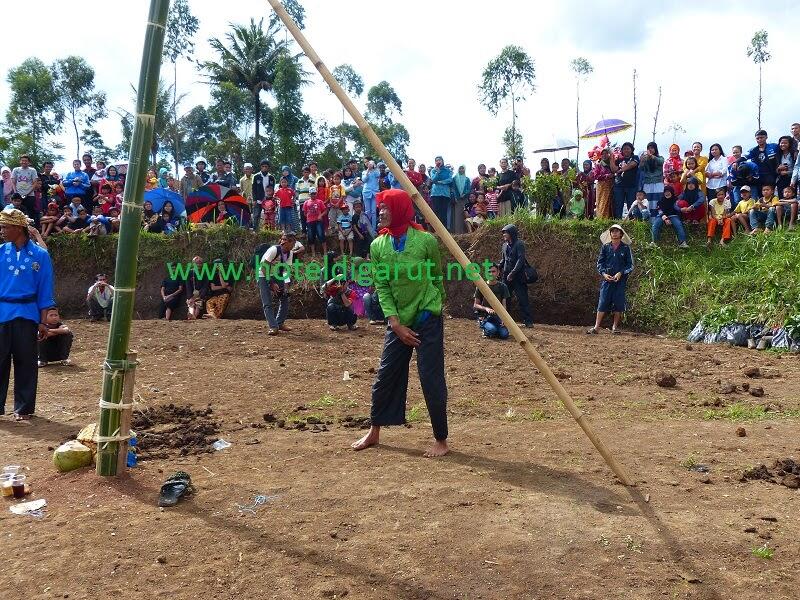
[663, 144, 683, 184]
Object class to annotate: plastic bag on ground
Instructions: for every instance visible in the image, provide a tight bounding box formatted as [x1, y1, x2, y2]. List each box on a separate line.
[722, 323, 749, 347]
[687, 321, 705, 343]
[703, 331, 725, 344]
[772, 328, 792, 349]
[53, 440, 93, 473]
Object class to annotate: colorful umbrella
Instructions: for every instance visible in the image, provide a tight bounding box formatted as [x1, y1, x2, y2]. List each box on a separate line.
[143, 188, 185, 216]
[186, 184, 250, 226]
[580, 119, 632, 139]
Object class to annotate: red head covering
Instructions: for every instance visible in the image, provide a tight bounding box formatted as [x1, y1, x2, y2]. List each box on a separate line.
[376, 189, 425, 237]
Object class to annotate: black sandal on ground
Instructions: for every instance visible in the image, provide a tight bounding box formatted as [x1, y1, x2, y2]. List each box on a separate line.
[158, 471, 194, 507]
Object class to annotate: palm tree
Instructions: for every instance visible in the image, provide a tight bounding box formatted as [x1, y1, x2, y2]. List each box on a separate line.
[201, 18, 289, 140]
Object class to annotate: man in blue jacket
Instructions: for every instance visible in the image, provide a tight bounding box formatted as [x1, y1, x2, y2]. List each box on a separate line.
[63, 159, 91, 199]
[0, 207, 55, 421]
[747, 130, 779, 194]
[428, 156, 453, 230]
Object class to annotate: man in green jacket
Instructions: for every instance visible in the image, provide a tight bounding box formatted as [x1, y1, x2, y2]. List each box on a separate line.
[351, 189, 449, 457]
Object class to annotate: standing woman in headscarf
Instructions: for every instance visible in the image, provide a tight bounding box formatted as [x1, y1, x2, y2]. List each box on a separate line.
[639, 142, 665, 219]
[351, 189, 449, 458]
[158, 167, 170, 189]
[592, 149, 614, 219]
[280, 166, 298, 189]
[452, 166, 471, 234]
[428, 156, 453, 231]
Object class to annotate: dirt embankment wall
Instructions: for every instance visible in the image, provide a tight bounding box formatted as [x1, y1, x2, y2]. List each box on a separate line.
[48, 225, 609, 326]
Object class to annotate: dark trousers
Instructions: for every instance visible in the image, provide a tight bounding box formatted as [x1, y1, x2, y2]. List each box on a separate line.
[431, 196, 450, 231]
[370, 316, 448, 440]
[38, 332, 74, 362]
[363, 292, 385, 322]
[0, 318, 39, 415]
[88, 298, 112, 320]
[510, 277, 533, 325]
[326, 302, 357, 327]
[21, 195, 39, 227]
[613, 186, 637, 219]
[252, 202, 263, 231]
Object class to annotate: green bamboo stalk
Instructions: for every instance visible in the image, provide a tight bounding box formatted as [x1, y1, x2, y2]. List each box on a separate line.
[96, 0, 170, 476]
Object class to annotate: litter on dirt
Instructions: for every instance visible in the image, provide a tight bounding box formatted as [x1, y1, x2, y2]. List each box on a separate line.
[10, 498, 47, 518]
[212, 439, 232, 451]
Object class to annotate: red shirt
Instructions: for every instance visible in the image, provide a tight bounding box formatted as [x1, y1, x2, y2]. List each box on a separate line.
[275, 187, 295, 209]
[303, 198, 326, 222]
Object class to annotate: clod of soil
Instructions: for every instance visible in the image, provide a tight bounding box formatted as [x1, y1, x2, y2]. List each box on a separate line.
[741, 459, 800, 488]
[656, 373, 677, 388]
[741, 382, 750, 391]
[749, 386, 765, 398]
[263, 413, 277, 423]
[783, 474, 800, 489]
[719, 382, 737, 395]
[740, 464, 774, 483]
[743, 367, 761, 378]
[131, 404, 220, 460]
[736, 426, 747, 437]
[340, 415, 371, 429]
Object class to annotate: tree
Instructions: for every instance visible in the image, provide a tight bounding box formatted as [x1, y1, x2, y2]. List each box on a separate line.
[201, 18, 290, 140]
[117, 80, 184, 167]
[632, 69, 638, 147]
[746, 30, 771, 129]
[53, 56, 107, 159]
[478, 46, 535, 158]
[663, 122, 685, 144]
[569, 58, 593, 159]
[502, 125, 525, 160]
[269, 0, 306, 30]
[271, 53, 314, 168]
[5, 57, 64, 166]
[366, 81, 403, 126]
[80, 128, 117, 161]
[163, 0, 200, 173]
[332, 64, 364, 156]
[651, 86, 662, 142]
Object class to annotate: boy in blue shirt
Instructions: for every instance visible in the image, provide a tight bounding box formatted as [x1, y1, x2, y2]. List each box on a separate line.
[337, 203, 354, 255]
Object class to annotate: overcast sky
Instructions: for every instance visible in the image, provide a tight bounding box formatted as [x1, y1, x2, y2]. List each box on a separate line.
[2, 0, 798, 175]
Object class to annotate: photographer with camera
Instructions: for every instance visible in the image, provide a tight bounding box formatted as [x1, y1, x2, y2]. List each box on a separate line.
[86, 274, 114, 322]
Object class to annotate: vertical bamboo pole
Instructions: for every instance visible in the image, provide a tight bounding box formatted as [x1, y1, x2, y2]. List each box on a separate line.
[268, 0, 634, 486]
[115, 351, 139, 474]
[97, 0, 170, 476]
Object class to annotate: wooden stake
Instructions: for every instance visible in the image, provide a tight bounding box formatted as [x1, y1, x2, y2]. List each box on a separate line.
[266, 0, 634, 487]
[116, 351, 139, 474]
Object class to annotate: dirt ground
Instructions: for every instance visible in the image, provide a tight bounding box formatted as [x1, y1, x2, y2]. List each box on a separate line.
[2, 318, 799, 600]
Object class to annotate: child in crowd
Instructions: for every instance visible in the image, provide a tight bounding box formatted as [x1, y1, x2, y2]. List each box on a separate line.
[706, 188, 733, 246]
[88, 206, 110, 236]
[779, 185, 798, 230]
[316, 177, 330, 232]
[681, 156, 706, 195]
[677, 177, 706, 223]
[352, 200, 375, 258]
[587, 224, 634, 335]
[462, 191, 477, 225]
[302, 188, 327, 258]
[68, 196, 84, 217]
[731, 185, 755, 233]
[485, 185, 499, 219]
[651, 186, 689, 248]
[466, 194, 488, 232]
[65, 208, 90, 233]
[262, 192, 277, 230]
[729, 145, 742, 166]
[323, 275, 358, 331]
[337, 203, 354, 255]
[93, 183, 113, 212]
[40, 202, 60, 237]
[107, 206, 121, 233]
[56, 206, 75, 232]
[473, 263, 510, 339]
[37, 307, 73, 367]
[326, 175, 344, 234]
[275, 176, 296, 233]
[626, 190, 649, 221]
[750, 183, 780, 234]
[567, 189, 586, 219]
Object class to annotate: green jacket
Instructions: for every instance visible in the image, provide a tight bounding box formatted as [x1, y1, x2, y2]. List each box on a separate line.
[370, 227, 446, 327]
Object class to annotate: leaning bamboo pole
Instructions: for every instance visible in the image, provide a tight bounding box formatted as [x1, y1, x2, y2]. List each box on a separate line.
[267, 0, 634, 486]
[96, 0, 170, 476]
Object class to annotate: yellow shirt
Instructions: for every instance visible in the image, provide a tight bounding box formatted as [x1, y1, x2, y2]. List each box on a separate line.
[709, 198, 730, 219]
[239, 175, 254, 201]
[734, 199, 756, 214]
[756, 195, 780, 211]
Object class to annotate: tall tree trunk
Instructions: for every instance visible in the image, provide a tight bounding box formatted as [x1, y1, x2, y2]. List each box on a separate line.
[97, 0, 170, 477]
[632, 69, 638, 147]
[757, 64, 762, 130]
[254, 91, 261, 140]
[652, 86, 662, 142]
[511, 94, 516, 157]
[73, 113, 81, 159]
[173, 61, 180, 175]
[575, 79, 580, 160]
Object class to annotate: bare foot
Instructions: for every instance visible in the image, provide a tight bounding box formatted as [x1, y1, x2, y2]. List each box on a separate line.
[424, 439, 449, 458]
[351, 426, 380, 451]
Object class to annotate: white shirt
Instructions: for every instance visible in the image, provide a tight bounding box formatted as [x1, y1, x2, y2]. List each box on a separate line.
[259, 241, 304, 281]
[706, 156, 728, 190]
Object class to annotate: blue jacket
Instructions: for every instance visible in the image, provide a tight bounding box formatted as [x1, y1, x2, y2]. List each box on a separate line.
[387, 172, 403, 190]
[63, 170, 90, 196]
[429, 166, 453, 198]
[747, 143, 779, 183]
[597, 242, 633, 280]
[362, 168, 380, 194]
[727, 159, 760, 188]
[0, 239, 56, 324]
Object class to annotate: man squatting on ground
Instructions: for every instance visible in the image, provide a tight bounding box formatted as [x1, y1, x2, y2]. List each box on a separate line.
[351, 189, 449, 457]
